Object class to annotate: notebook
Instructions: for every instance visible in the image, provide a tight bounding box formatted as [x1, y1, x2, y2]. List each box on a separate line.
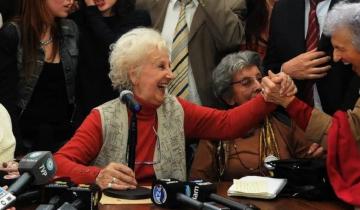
[227, 176, 287, 199]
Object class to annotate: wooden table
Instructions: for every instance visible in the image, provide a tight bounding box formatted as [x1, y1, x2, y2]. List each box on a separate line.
[99, 182, 352, 210]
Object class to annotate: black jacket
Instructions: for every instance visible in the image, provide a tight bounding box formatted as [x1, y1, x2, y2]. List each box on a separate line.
[263, 0, 359, 115]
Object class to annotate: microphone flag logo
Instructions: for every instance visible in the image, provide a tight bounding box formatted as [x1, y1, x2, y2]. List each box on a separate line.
[152, 184, 167, 204]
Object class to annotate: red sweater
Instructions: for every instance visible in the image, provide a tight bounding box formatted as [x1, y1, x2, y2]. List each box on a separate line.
[54, 95, 275, 184]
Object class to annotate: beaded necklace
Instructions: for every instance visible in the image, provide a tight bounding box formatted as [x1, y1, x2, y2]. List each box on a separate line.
[40, 38, 53, 47]
[217, 116, 280, 178]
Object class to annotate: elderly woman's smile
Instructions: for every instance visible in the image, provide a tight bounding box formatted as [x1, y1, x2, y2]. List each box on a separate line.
[132, 49, 174, 106]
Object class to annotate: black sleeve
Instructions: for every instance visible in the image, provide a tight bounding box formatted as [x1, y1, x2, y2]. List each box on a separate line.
[84, 6, 151, 47]
[263, 1, 282, 74]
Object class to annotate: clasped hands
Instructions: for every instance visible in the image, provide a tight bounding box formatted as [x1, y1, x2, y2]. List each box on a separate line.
[261, 70, 297, 108]
[261, 71, 324, 158]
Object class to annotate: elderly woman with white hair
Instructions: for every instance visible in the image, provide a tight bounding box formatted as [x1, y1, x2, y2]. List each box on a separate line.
[54, 28, 296, 190]
[261, 2, 360, 206]
[190, 51, 323, 182]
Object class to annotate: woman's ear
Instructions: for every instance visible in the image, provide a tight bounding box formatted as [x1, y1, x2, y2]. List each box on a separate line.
[128, 67, 138, 85]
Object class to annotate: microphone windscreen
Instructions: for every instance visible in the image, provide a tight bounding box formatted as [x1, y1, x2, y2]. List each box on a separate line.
[151, 179, 183, 208]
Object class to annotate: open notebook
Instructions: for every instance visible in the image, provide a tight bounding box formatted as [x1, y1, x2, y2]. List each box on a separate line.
[227, 176, 287, 199]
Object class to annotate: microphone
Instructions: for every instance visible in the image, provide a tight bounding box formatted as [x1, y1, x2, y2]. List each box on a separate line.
[151, 179, 230, 210]
[57, 198, 83, 210]
[119, 90, 141, 113]
[186, 180, 260, 210]
[41, 181, 100, 210]
[8, 151, 56, 194]
[57, 198, 84, 210]
[0, 151, 57, 210]
[36, 195, 61, 210]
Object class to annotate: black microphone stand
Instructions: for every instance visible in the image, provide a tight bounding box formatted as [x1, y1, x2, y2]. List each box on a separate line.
[103, 105, 151, 199]
[127, 113, 137, 170]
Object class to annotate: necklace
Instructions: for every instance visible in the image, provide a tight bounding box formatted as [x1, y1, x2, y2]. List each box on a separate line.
[40, 38, 53, 46]
[260, 116, 280, 173]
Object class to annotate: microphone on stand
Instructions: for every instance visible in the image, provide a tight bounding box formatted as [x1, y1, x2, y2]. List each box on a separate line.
[103, 90, 150, 200]
[119, 90, 141, 113]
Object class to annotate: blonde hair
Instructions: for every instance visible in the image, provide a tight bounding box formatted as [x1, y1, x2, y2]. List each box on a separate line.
[108, 27, 169, 91]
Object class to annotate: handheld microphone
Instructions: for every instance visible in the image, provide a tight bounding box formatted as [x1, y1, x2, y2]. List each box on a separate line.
[0, 151, 57, 210]
[151, 179, 229, 210]
[8, 151, 56, 194]
[119, 90, 141, 113]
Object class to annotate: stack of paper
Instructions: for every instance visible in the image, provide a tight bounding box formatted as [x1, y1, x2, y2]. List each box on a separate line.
[227, 176, 287, 199]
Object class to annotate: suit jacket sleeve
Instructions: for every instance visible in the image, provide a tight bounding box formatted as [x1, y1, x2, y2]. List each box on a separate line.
[263, 0, 283, 73]
[198, 0, 246, 53]
[287, 97, 360, 150]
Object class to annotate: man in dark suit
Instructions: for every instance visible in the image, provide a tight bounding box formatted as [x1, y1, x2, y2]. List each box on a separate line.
[264, 0, 359, 115]
[136, 0, 246, 107]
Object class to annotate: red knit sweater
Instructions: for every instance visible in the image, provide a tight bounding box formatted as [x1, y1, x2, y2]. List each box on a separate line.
[54, 95, 275, 184]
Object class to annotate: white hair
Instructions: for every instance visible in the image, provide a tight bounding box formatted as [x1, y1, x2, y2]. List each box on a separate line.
[323, 2, 360, 51]
[108, 28, 169, 91]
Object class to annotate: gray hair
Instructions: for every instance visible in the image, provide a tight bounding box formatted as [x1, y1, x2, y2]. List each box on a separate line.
[108, 28, 169, 91]
[323, 2, 360, 51]
[212, 50, 261, 101]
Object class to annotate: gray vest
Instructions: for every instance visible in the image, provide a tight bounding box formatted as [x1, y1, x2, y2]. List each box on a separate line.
[93, 95, 187, 181]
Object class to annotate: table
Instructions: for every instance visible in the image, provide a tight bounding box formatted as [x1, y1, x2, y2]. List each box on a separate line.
[99, 182, 353, 210]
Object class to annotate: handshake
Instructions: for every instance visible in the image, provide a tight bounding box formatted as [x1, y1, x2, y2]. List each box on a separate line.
[261, 70, 297, 108]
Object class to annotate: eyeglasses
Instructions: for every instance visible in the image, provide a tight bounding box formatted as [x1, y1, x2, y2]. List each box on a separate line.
[134, 127, 161, 166]
[230, 76, 262, 87]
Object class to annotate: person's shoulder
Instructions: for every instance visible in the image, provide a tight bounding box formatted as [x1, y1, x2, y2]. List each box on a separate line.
[0, 22, 19, 50]
[60, 18, 77, 29]
[0, 22, 18, 39]
[126, 10, 151, 26]
[0, 104, 11, 121]
[59, 18, 79, 38]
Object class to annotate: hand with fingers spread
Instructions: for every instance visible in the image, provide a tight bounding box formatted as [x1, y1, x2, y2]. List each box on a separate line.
[281, 49, 331, 80]
[96, 162, 137, 190]
[261, 71, 296, 107]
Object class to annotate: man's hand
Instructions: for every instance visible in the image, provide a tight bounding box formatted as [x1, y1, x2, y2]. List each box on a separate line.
[281, 49, 331, 80]
[306, 143, 325, 158]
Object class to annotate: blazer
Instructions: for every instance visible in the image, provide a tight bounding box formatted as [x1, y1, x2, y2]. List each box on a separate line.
[263, 0, 359, 115]
[136, 0, 246, 107]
